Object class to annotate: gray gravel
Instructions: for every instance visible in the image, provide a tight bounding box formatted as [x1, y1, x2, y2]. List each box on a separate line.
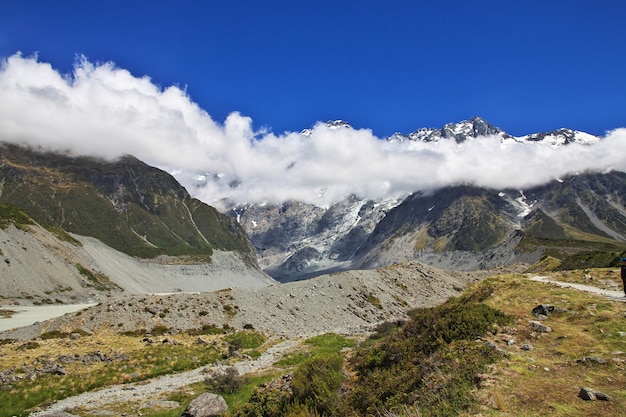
[3, 261, 469, 340]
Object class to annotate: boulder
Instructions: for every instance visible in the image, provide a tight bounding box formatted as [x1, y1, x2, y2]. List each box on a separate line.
[179, 392, 228, 417]
[577, 356, 608, 365]
[532, 304, 555, 320]
[529, 321, 552, 333]
[578, 387, 611, 401]
[578, 387, 596, 400]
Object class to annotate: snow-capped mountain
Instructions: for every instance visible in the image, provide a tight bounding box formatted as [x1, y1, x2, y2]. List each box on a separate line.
[516, 128, 600, 147]
[229, 195, 405, 281]
[388, 116, 600, 146]
[388, 116, 509, 143]
[223, 117, 623, 280]
[300, 119, 352, 137]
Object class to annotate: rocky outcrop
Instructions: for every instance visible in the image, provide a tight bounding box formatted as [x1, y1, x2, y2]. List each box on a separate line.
[230, 195, 402, 281]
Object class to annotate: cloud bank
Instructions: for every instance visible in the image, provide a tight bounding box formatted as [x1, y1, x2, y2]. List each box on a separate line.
[1, 53, 625, 209]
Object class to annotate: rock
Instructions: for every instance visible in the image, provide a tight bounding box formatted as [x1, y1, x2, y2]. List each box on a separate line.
[577, 356, 608, 365]
[145, 306, 159, 315]
[529, 321, 552, 333]
[35, 412, 80, 417]
[179, 392, 228, 417]
[195, 337, 210, 345]
[43, 363, 66, 376]
[520, 343, 534, 351]
[69, 332, 81, 340]
[579, 387, 611, 401]
[579, 387, 596, 401]
[532, 304, 554, 318]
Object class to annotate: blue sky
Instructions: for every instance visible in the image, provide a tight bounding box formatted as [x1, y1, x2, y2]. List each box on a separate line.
[1, 1, 626, 206]
[1, 0, 625, 137]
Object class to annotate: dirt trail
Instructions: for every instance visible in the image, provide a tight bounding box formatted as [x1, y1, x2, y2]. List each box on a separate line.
[29, 338, 301, 416]
[529, 276, 626, 301]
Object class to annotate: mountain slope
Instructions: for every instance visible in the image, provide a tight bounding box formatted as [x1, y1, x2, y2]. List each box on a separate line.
[0, 217, 275, 305]
[0, 143, 256, 262]
[233, 171, 626, 277]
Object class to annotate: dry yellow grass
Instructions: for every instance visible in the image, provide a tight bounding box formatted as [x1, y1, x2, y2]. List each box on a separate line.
[472, 271, 626, 417]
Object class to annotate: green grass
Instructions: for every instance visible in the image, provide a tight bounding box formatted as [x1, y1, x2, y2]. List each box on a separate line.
[0, 204, 33, 230]
[275, 333, 355, 367]
[75, 263, 122, 291]
[44, 225, 82, 246]
[225, 331, 265, 350]
[221, 372, 283, 407]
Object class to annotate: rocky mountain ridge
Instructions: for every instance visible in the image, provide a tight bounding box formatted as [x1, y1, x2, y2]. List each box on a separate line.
[0, 143, 256, 262]
[227, 118, 623, 281]
[0, 143, 275, 304]
[233, 171, 626, 281]
[388, 116, 599, 146]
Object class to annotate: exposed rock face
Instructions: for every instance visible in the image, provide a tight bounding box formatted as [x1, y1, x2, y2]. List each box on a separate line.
[179, 392, 228, 417]
[230, 195, 402, 281]
[230, 170, 626, 281]
[389, 116, 508, 143]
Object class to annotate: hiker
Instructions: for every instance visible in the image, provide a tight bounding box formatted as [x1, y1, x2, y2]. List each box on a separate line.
[622, 258, 626, 297]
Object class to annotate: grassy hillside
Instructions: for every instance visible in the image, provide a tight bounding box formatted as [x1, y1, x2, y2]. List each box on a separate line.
[235, 272, 626, 417]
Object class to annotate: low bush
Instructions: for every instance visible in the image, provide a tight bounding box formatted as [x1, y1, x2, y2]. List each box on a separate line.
[344, 300, 511, 416]
[292, 353, 344, 415]
[204, 366, 246, 394]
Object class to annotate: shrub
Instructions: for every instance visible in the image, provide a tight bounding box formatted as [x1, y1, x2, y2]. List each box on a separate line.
[345, 301, 511, 416]
[152, 325, 169, 335]
[231, 384, 292, 417]
[292, 353, 344, 416]
[205, 366, 246, 394]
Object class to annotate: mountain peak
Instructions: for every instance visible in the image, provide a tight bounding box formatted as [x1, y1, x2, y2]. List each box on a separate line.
[388, 117, 599, 147]
[300, 120, 353, 137]
[518, 128, 600, 147]
[388, 117, 507, 144]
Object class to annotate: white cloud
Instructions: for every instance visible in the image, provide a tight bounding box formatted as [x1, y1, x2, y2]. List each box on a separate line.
[1, 53, 625, 209]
